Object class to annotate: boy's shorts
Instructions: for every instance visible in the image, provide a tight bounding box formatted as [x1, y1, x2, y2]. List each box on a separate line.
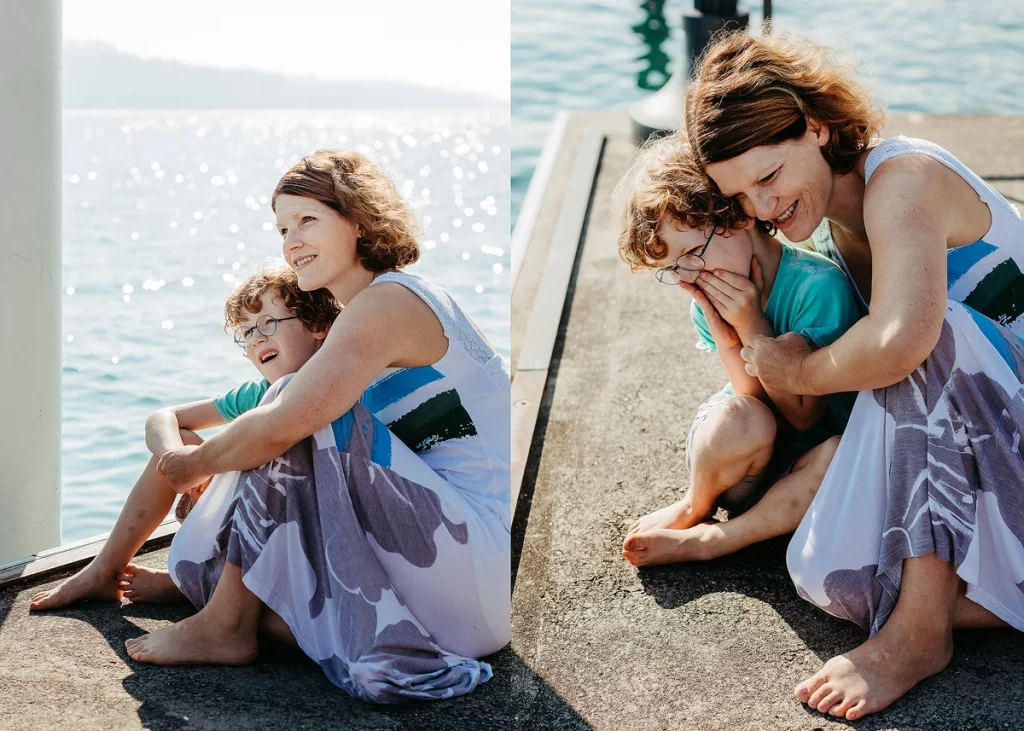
[685, 392, 808, 515]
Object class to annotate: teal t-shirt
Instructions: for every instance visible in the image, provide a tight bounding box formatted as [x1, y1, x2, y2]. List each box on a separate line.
[691, 243, 862, 453]
[213, 377, 271, 422]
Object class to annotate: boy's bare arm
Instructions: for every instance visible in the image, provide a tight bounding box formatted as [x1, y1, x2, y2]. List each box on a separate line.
[145, 400, 226, 456]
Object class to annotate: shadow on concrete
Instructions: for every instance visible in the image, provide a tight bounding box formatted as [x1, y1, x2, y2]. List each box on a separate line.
[55, 600, 521, 731]
[506, 648, 595, 731]
[636, 534, 863, 663]
[637, 534, 1024, 730]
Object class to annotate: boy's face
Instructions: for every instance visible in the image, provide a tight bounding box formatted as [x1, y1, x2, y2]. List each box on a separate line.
[237, 293, 328, 383]
[654, 214, 754, 279]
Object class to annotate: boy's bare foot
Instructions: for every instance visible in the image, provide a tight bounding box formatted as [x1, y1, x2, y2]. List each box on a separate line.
[30, 564, 123, 611]
[119, 564, 185, 604]
[625, 496, 707, 541]
[795, 620, 953, 720]
[125, 611, 258, 666]
[622, 522, 727, 566]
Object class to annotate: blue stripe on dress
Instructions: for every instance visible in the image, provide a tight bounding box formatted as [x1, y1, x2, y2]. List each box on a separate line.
[963, 304, 1024, 380]
[332, 408, 393, 468]
[362, 366, 445, 413]
[947, 240, 997, 289]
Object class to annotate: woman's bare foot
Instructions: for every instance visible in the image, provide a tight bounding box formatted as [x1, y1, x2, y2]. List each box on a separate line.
[29, 564, 123, 611]
[795, 621, 954, 720]
[119, 564, 184, 604]
[125, 611, 258, 666]
[622, 522, 727, 566]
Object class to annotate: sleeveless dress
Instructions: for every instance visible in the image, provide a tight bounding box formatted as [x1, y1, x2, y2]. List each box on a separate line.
[166, 271, 511, 703]
[787, 136, 1024, 635]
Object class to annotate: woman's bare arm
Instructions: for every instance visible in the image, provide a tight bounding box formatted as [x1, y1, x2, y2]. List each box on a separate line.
[796, 156, 955, 394]
[179, 283, 445, 483]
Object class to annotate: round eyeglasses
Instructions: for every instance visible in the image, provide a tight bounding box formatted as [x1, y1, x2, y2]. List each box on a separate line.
[233, 314, 300, 350]
[655, 228, 715, 285]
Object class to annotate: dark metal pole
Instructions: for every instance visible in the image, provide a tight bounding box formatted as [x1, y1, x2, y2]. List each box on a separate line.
[629, 0, 749, 144]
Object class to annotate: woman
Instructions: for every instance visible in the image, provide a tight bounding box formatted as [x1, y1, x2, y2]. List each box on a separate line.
[683, 32, 1024, 721]
[48, 149, 510, 703]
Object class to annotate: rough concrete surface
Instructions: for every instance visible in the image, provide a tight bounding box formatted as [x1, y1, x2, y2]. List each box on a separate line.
[0, 547, 514, 730]
[509, 112, 1024, 731]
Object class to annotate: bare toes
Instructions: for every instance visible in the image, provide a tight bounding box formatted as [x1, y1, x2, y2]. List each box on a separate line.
[795, 673, 827, 704]
[816, 691, 841, 714]
[806, 681, 834, 709]
[831, 697, 857, 718]
[622, 535, 647, 553]
[846, 700, 867, 720]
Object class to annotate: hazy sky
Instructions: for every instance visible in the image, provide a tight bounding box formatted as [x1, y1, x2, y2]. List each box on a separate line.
[64, 0, 510, 100]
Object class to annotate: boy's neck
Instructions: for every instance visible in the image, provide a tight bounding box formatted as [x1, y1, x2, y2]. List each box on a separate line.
[751, 228, 784, 310]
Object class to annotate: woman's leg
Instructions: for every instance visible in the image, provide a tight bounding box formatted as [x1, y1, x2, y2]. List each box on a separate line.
[126, 560, 261, 665]
[624, 395, 776, 556]
[624, 436, 840, 566]
[796, 552, 959, 721]
[31, 429, 203, 611]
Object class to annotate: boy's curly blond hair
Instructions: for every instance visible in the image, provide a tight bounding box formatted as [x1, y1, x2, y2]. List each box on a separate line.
[614, 133, 767, 272]
[224, 262, 341, 336]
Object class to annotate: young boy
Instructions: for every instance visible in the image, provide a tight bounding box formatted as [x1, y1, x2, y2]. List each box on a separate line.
[615, 133, 861, 567]
[30, 264, 339, 608]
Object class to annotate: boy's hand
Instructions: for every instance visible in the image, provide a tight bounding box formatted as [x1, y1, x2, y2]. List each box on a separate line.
[680, 281, 741, 351]
[697, 256, 767, 335]
[157, 445, 211, 494]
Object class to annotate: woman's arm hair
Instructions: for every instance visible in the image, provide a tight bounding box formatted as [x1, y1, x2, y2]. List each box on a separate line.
[801, 156, 955, 394]
[188, 282, 446, 477]
[145, 399, 225, 456]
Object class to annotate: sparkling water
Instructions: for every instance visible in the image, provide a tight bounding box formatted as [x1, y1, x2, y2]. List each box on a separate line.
[62, 110, 510, 542]
[513, 0, 1024, 221]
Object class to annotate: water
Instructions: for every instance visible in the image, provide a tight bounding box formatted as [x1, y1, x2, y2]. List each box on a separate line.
[512, 0, 1024, 222]
[62, 110, 510, 543]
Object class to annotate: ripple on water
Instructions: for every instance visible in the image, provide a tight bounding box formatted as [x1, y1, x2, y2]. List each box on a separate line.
[61, 110, 510, 543]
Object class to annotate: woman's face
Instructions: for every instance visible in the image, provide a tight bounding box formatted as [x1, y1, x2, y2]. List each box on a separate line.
[655, 215, 754, 279]
[276, 194, 362, 292]
[705, 120, 833, 244]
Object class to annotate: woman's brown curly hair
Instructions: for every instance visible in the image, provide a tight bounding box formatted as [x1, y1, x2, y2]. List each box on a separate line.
[272, 149, 420, 272]
[614, 133, 769, 271]
[684, 31, 885, 175]
[224, 262, 341, 336]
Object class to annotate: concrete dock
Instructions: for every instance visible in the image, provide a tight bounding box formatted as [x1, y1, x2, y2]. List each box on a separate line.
[0, 543, 516, 730]
[509, 111, 1024, 730]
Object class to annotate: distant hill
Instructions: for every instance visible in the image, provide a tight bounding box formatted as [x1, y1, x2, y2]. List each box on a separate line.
[63, 42, 504, 109]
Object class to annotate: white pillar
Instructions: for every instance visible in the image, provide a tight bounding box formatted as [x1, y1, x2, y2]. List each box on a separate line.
[0, 0, 62, 563]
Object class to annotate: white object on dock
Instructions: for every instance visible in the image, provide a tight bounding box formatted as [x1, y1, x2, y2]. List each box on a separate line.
[0, 0, 62, 563]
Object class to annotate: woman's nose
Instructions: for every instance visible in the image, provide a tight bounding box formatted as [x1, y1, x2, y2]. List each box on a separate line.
[751, 191, 778, 222]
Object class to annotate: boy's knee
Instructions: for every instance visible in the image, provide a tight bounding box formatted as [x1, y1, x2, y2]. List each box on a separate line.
[708, 395, 776, 455]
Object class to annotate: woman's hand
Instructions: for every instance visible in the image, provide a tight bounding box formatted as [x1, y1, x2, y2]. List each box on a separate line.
[156, 445, 211, 494]
[740, 331, 814, 394]
[696, 256, 767, 336]
[679, 281, 741, 351]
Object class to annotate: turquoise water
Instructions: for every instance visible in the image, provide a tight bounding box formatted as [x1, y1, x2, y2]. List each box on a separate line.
[62, 110, 509, 542]
[512, 0, 1024, 222]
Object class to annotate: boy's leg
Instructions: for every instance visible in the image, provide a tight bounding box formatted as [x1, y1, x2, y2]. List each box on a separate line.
[623, 436, 840, 566]
[625, 395, 776, 543]
[31, 429, 203, 611]
[118, 564, 186, 604]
